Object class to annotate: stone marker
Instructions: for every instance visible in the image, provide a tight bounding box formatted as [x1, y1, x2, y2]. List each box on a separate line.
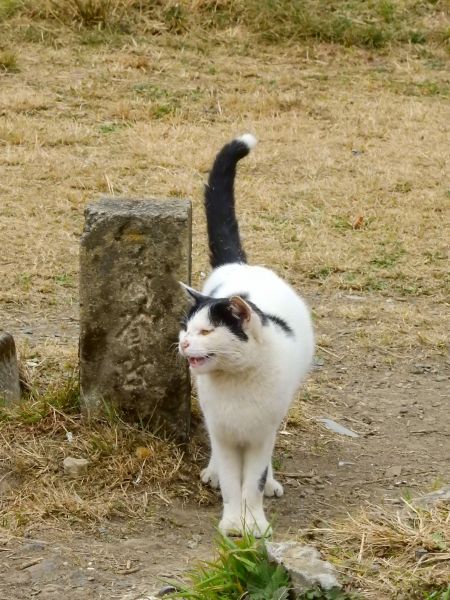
[266, 542, 340, 593]
[79, 197, 191, 441]
[63, 457, 89, 477]
[0, 331, 21, 403]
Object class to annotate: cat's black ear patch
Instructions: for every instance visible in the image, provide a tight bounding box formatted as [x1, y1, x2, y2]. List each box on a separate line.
[179, 282, 204, 305]
[208, 300, 249, 341]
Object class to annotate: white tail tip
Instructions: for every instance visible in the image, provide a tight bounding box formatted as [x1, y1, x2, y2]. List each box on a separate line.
[237, 133, 258, 150]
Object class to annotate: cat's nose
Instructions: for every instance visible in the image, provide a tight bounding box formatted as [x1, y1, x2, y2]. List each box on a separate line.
[181, 339, 190, 350]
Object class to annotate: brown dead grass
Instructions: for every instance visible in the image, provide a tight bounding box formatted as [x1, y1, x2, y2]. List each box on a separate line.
[304, 502, 450, 598]
[0, 8, 449, 597]
[0, 382, 211, 531]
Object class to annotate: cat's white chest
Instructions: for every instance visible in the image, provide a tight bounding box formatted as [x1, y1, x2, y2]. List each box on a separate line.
[196, 374, 284, 445]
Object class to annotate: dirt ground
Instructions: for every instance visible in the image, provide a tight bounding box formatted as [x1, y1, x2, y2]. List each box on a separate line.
[1, 292, 448, 598]
[1, 15, 449, 600]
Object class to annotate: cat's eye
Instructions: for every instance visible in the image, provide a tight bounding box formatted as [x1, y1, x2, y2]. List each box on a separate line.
[199, 329, 212, 336]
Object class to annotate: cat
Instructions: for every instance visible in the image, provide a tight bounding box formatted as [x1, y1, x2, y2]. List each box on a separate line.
[178, 134, 314, 537]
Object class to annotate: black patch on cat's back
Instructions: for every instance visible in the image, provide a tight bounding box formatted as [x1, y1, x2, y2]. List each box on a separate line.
[238, 296, 294, 337]
[266, 314, 294, 337]
[258, 466, 268, 492]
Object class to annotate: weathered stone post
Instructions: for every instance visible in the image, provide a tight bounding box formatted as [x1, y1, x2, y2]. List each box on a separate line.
[79, 198, 191, 441]
[0, 331, 21, 403]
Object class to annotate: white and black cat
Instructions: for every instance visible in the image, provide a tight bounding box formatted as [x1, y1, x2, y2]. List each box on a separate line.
[178, 134, 314, 536]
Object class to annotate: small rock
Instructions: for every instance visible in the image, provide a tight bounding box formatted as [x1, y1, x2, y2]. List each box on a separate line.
[39, 583, 66, 596]
[318, 418, 359, 438]
[26, 559, 59, 580]
[266, 542, 340, 593]
[411, 364, 431, 375]
[63, 457, 89, 477]
[156, 586, 177, 597]
[313, 357, 325, 369]
[0, 469, 20, 496]
[186, 534, 201, 549]
[413, 485, 450, 509]
[370, 561, 381, 573]
[23, 540, 48, 551]
[415, 547, 428, 561]
[385, 466, 402, 478]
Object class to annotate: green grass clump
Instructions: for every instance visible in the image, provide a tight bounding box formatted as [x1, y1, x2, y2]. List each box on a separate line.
[170, 531, 290, 600]
[170, 532, 359, 600]
[425, 588, 450, 600]
[2, 0, 449, 49]
[0, 376, 79, 424]
[0, 49, 19, 71]
[0, 0, 22, 20]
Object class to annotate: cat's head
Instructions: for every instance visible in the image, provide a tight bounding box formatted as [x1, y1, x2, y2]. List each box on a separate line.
[178, 284, 263, 374]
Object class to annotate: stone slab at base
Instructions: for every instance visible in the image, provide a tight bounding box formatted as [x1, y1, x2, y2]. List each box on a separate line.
[0, 331, 21, 404]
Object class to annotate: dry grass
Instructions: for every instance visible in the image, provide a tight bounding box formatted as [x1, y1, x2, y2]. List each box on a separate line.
[0, 4, 449, 596]
[3, 0, 450, 49]
[0, 380, 210, 531]
[304, 502, 450, 599]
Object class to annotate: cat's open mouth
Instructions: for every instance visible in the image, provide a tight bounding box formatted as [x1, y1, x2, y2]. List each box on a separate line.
[188, 355, 214, 368]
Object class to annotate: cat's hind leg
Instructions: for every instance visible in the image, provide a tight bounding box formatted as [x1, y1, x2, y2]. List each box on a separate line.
[200, 455, 220, 489]
[264, 463, 284, 498]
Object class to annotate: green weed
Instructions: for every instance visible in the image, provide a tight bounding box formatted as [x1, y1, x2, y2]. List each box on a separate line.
[99, 121, 126, 134]
[0, 0, 21, 20]
[0, 376, 80, 424]
[54, 272, 74, 287]
[370, 244, 405, 268]
[169, 531, 290, 600]
[391, 80, 450, 97]
[425, 587, 450, 600]
[0, 49, 19, 72]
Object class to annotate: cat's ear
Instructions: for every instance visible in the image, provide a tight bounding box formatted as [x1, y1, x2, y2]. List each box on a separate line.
[229, 295, 252, 323]
[179, 282, 204, 304]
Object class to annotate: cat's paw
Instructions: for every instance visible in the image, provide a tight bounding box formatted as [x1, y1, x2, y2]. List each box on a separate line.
[245, 517, 272, 538]
[264, 478, 284, 498]
[200, 467, 220, 489]
[219, 516, 242, 537]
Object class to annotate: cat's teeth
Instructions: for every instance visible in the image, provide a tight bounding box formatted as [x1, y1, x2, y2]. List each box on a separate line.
[188, 356, 208, 368]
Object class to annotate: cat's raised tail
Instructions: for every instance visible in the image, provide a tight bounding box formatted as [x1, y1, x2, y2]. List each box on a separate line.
[205, 134, 257, 268]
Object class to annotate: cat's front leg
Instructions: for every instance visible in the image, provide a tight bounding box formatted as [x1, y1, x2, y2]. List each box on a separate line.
[215, 441, 243, 536]
[242, 439, 275, 537]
